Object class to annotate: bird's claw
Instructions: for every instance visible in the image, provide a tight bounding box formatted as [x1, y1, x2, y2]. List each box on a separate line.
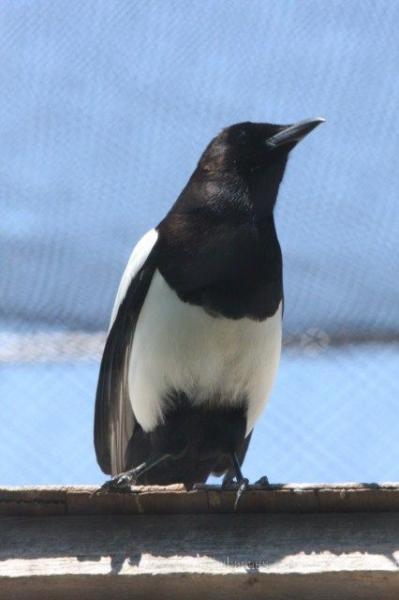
[221, 473, 270, 509]
[221, 475, 236, 490]
[97, 472, 137, 494]
[234, 477, 249, 510]
[253, 475, 270, 487]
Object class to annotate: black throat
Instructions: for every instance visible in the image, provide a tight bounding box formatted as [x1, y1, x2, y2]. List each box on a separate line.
[157, 171, 283, 321]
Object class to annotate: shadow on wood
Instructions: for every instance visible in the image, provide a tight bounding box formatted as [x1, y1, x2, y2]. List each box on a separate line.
[1, 484, 399, 599]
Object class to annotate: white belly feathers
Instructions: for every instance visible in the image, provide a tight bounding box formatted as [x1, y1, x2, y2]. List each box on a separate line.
[128, 270, 282, 436]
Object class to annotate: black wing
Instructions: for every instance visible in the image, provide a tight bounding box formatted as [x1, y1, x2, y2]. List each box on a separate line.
[94, 240, 158, 475]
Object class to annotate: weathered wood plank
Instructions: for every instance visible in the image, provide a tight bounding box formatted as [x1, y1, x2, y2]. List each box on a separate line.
[2, 482, 399, 516]
[4, 573, 399, 600]
[2, 485, 399, 599]
[1, 510, 399, 599]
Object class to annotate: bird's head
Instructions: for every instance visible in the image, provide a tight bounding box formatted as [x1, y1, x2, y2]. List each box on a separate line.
[197, 117, 325, 219]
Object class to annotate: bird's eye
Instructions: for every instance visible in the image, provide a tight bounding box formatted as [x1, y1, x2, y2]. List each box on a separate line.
[237, 130, 247, 143]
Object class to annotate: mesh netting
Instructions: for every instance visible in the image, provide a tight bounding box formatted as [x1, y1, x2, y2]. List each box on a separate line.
[1, 0, 398, 484]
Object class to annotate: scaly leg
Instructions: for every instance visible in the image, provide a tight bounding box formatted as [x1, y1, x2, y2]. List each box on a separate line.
[230, 452, 249, 509]
[225, 453, 270, 508]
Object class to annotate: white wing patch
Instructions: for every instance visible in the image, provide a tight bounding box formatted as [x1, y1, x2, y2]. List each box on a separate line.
[129, 270, 282, 436]
[109, 228, 158, 329]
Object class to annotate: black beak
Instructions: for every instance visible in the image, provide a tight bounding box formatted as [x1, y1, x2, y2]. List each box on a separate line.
[266, 117, 325, 149]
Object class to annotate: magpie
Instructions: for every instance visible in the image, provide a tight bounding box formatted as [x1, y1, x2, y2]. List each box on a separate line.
[94, 117, 324, 499]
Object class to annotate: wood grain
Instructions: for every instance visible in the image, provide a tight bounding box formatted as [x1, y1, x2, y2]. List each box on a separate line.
[1, 484, 399, 599]
[2, 482, 399, 516]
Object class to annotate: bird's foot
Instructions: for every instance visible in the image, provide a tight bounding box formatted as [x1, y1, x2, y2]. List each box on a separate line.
[253, 475, 270, 488]
[234, 477, 249, 510]
[97, 470, 138, 494]
[221, 477, 250, 509]
[221, 473, 236, 490]
[221, 473, 249, 508]
[224, 453, 270, 509]
[221, 474, 270, 508]
[222, 474, 270, 489]
[94, 454, 172, 495]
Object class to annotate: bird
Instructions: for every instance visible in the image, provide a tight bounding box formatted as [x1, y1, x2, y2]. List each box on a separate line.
[94, 116, 324, 499]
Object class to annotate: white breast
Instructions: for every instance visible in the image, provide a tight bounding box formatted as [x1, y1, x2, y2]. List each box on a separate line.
[128, 270, 282, 435]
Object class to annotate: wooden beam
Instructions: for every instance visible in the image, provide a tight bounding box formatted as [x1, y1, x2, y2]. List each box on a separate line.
[1, 484, 399, 599]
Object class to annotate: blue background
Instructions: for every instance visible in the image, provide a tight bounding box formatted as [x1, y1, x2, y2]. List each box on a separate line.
[1, 0, 398, 485]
